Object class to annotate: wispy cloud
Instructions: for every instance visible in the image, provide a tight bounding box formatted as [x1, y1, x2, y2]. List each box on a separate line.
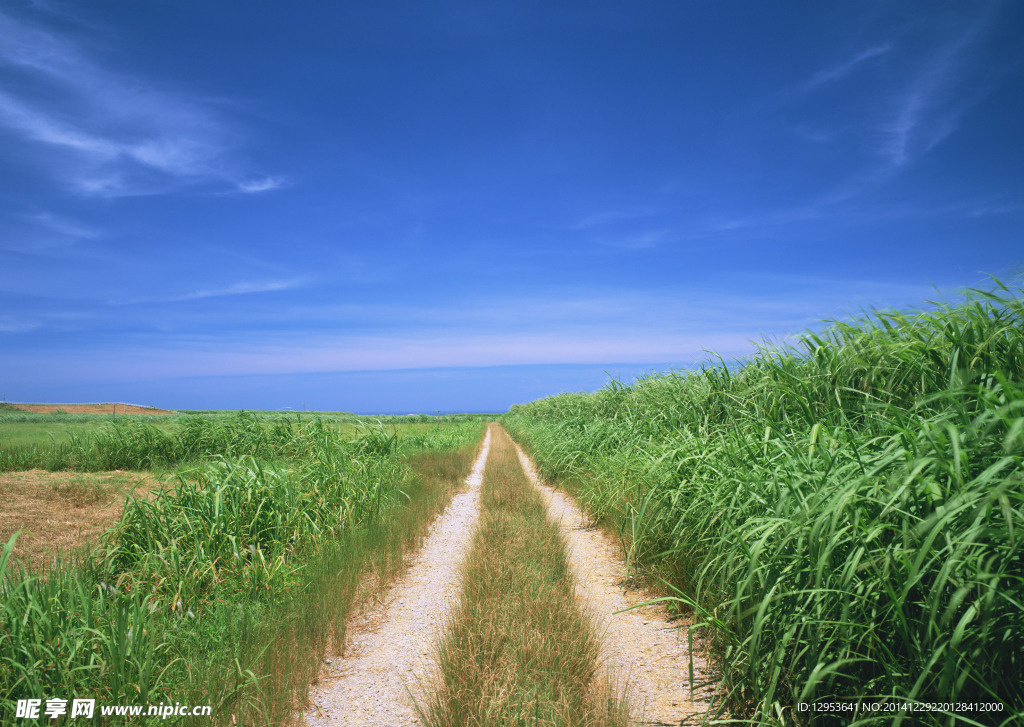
[0, 10, 280, 196]
[566, 206, 660, 231]
[272, 279, 936, 334]
[0, 331, 754, 380]
[0, 208, 101, 254]
[968, 201, 1024, 217]
[27, 211, 100, 239]
[760, 8, 1006, 224]
[800, 43, 893, 93]
[0, 315, 42, 334]
[119, 279, 308, 305]
[600, 229, 667, 250]
[880, 13, 992, 168]
[1, 274, 950, 382]
[0, 304, 91, 334]
[564, 206, 671, 249]
[237, 176, 287, 193]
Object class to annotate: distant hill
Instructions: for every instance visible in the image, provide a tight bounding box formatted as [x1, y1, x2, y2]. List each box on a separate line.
[4, 403, 173, 415]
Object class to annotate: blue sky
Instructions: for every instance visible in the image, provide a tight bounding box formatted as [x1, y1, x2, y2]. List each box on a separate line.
[1, 1, 1022, 413]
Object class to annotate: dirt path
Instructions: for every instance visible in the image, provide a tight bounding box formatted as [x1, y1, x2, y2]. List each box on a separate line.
[303, 427, 492, 727]
[513, 442, 713, 726]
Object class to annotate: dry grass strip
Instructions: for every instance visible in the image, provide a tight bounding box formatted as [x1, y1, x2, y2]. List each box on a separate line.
[0, 470, 163, 568]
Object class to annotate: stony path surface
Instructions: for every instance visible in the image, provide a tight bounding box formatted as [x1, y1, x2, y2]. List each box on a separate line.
[513, 442, 713, 726]
[302, 428, 491, 727]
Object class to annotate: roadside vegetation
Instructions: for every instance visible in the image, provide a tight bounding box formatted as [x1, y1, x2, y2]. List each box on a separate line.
[1, 413, 484, 725]
[0, 409, 490, 472]
[0, 414, 148, 451]
[422, 424, 628, 727]
[505, 281, 1024, 725]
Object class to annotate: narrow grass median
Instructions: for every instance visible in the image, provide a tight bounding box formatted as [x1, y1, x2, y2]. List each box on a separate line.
[422, 424, 628, 727]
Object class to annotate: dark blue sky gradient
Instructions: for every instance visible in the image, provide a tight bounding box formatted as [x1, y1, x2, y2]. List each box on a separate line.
[1, 1, 1022, 411]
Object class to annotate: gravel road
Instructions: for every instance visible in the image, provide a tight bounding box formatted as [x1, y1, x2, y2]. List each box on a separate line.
[514, 442, 714, 726]
[302, 428, 492, 727]
[301, 425, 713, 725]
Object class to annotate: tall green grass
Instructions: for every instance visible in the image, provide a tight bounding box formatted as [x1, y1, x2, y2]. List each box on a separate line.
[0, 411, 303, 471]
[0, 410, 489, 471]
[1, 417, 485, 724]
[505, 282, 1024, 725]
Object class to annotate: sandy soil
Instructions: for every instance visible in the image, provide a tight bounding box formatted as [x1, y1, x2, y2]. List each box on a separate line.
[303, 427, 492, 727]
[0, 470, 163, 568]
[6, 403, 173, 415]
[513, 443, 715, 726]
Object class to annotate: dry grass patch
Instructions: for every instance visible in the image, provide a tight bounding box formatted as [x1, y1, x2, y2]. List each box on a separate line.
[0, 469, 162, 568]
[6, 402, 173, 415]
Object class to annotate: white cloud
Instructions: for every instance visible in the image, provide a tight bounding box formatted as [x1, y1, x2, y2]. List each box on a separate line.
[765, 10, 1003, 219]
[968, 202, 1024, 217]
[566, 206, 660, 231]
[0, 330, 756, 380]
[600, 229, 667, 250]
[237, 176, 287, 193]
[0, 10, 280, 196]
[0, 316, 42, 334]
[0, 209, 101, 254]
[118, 278, 308, 305]
[880, 16, 989, 168]
[800, 43, 893, 92]
[28, 211, 100, 239]
[0, 274, 952, 381]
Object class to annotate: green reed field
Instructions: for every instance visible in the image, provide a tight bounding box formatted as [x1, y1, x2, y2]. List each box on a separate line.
[0, 409, 490, 472]
[0, 410, 164, 451]
[505, 281, 1024, 726]
[1, 411, 485, 725]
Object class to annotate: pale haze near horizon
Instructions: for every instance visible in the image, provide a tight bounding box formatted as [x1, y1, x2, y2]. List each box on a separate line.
[1, 2, 1022, 412]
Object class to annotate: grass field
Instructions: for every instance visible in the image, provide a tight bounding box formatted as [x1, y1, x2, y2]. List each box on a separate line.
[505, 281, 1024, 725]
[1, 411, 486, 725]
[0, 410, 489, 472]
[5, 283, 1022, 725]
[0, 417, 153, 449]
